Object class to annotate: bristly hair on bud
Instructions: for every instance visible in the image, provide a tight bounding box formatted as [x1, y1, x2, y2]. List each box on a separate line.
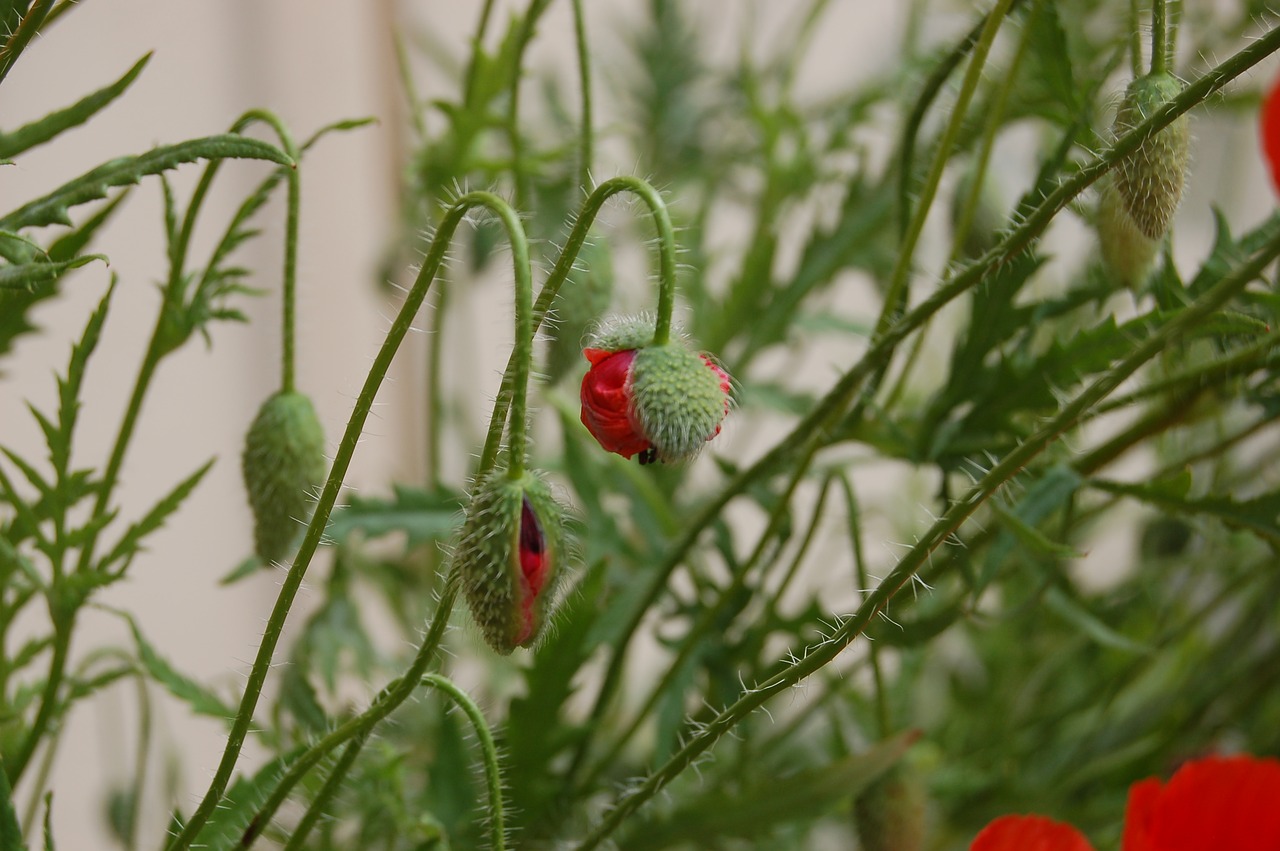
[241, 391, 328, 563]
[451, 470, 567, 654]
[1111, 72, 1190, 242]
[580, 314, 732, 464]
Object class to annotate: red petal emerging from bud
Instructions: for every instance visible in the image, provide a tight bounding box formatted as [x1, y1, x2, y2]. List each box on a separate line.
[701, 354, 732, 439]
[971, 815, 1094, 851]
[515, 496, 550, 646]
[1264, 75, 1280, 196]
[580, 348, 652, 460]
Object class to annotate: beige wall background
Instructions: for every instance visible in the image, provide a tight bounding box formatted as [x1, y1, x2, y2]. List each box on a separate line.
[1, 1, 1276, 846]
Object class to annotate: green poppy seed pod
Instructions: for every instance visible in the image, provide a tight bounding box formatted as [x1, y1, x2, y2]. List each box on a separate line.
[1098, 175, 1160, 289]
[452, 471, 565, 655]
[1113, 72, 1190, 241]
[853, 762, 927, 851]
[241, 391, 328, 563]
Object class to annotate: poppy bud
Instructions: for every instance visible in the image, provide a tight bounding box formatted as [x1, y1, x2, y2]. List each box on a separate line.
[241, 391, 328, 563]
[579, 316, 731, 464]
[452, 471, 565, 654]
[1098, 174, 1160, 289]
[1112, 72, 1189, 241]
[853, 762, 927, 851]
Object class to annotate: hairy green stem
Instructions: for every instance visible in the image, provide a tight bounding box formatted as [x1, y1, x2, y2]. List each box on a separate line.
[236, 111, 302, 393]
[238, 578, 460, 849]
[571, 0, 594, 191]
[477, 175, 678, 475]
[281, 728, 368, 851]
[841, 475, 888, 737]
[170, 191, 526, 850]
[564, 25, 1280, 807]
[1151, 0, 1169, 74]
[877, 0, 1015, 339]
[573, 217, 1280, 851]
[507, 0, 553, 211]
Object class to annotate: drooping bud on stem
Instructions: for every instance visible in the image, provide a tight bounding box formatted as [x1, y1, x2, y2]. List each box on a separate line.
[452, 471, 566, 654]
[241, 391, 327, 562]
[579, 315, 732, 464]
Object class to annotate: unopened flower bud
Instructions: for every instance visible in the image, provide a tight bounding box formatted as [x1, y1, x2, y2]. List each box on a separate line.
[452, 471, 566, 654]
[579, 316, 731, 464]
[1112, 72, 1190, 241]
[241, 391, 327, 563]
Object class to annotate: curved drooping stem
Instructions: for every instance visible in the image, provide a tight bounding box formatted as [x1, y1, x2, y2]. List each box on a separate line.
[234, 110, 302, 393]
[168, 191, 530, 850]
[476, 175, 679, 476]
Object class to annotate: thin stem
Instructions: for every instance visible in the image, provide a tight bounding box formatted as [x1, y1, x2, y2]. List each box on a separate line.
[1130, 0, 1144, 77]
[876, 0, 1015, 339]
[564, 28, 1280, 808]
[1151, 0, 1168, 75]
[239, 578, 461, 849]
[507, 0, 553, 211]
[572, 222, 1280, 851]
[571, 0, 594, 192]
[841, 475, 888, 737]
[420, 675, 506, 851]
[282, 730, 370, 851]
[464, 0, 497, 105]
[426, 278, 448, 489]
[170, 191, 525, 850]
[234, 110, 302, 393]
[477, 176, 678, 474]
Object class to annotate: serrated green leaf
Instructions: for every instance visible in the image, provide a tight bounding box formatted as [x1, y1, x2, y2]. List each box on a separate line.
[624, 730, 921, 850]
[992, 503, 1082, 560]
[277, 662, 327, 737]
[0, 751, 25, 851]
[0, 254, 103, 291]
[0, 53, 151, 160]
[218, 555, 262, 586]
[1043, 587, 1151, 655]
[0, 446, 52, 502]
[120, 611, 239, 723]
[1093, 474, 1280, 546]
[326, 484, 464, 548]
[980, 465, 1081, 591]
[97, 459, 213, 575]
[0, 135, 292, 232]
[54, 279, 114, 478]
[0, 230, 42, 262]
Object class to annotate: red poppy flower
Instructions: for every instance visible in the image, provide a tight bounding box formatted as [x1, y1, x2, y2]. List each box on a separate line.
[970, 755, 1280, 851]
[1263, 73, 1280, 195]
[579, 340, 731, 465]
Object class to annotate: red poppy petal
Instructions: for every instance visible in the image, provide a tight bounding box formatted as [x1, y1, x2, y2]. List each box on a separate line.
[580, 349, 651, 459]
[1122, 756, 1280, 851]
[1262, 74, 1280, 195]
[972, 815, 1095, 851]
[515, 497, 549, 646]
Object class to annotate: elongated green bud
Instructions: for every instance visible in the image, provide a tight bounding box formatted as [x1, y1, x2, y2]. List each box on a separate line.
[452, 471, 566, 654]
[853, 762, 927, 851]
[1112, 72, 1190, 241]
[241, 391, 327, 563]
[1098, 175, 1160, 289]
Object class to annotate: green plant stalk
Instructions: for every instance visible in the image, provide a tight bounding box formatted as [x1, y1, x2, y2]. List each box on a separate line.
[572, 220, 1280, 851]
[236, 111, 302, 393]
[886, 0, 1040, 411]
[1151, 0, 1169, 75]
[1130, 0, 1144, 77]
[426, 278, 448, 489]
[571, 0, 593, 191]
[0, 0, 53, 84]
[1090, 327, 1280, 417]
[564, 25, 1280, 807]
[281, 727, 368, 851]
[507, 0, 553, 211]
[237, 578, 461, 848]
[477, 175, 678, 474]
[577, 443, 811, 791]
[422, 674, 506, 851]
[171, 190, 528, 850]
[464, 0, 497, 103]
[876, 0, 1015, 339]
[895, 0, 1029, 238]
[842, 475, 889, 737]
